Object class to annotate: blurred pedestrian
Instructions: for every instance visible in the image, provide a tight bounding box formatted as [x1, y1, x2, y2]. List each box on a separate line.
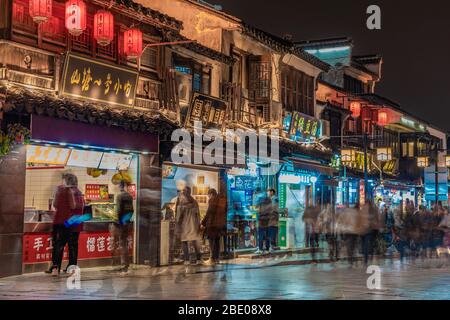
[267, 189, 279, 253]
[304, 204, 320, 263]
[201, 189, 227, 265]
[176, 187, 203, 265]
[111, 180, 134, 275]
[49, 173, 84, 277]
[255, 190, 271, 254]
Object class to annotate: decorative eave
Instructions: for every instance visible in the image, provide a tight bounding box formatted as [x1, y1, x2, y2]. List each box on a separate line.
[1, 86, 178, 137]
[165, 33, 235, 65]
[92, 0, 183, 32]
[241, 24, 330, 71]
[292, 48, 331, 72]
[242, 23, 292, 52]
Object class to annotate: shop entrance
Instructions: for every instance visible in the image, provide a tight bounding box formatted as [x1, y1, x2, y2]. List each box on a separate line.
[23, 143, 139, 273]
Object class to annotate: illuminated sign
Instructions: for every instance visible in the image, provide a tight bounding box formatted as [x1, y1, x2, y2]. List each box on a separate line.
[279, 173, 311, 185]
[400, 117, 426, 132]
[26, 145, 71, 165]
[185, 93, 228, 130]
[61, 53, 138, 107]
[287, 112, 321, 141]
[67, 149, 103, 168]
[99, 153, 133, 170]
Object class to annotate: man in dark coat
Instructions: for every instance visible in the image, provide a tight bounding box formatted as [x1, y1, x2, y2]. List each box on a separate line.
[201, 189, 227, 265]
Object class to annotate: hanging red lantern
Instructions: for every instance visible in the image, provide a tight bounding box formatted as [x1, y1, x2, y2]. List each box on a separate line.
[361, 107, 372, 121]
[349, 101, 361, 118]
[94, 10, 114, 46]
[65, 0, 86, 36]
[123, 28, 143, 60]
[378, 110, 388, 126]
[29, 0, 52, 23]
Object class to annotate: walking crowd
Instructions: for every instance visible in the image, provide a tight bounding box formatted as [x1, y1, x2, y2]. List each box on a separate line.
[304, 199, 450, 265]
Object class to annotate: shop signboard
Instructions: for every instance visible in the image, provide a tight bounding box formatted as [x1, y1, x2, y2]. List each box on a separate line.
[67, 149, 103, 168]
[61, 53, 139, 108]
[287, 112, 321, 140]
[26, 145, 71, 165]
[23, 232, 133, 264]
[382, 159, 399, 175]
[185, 93, 228, 131]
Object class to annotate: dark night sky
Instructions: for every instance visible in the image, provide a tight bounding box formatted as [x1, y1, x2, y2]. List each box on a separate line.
[207, 0, 450, 132]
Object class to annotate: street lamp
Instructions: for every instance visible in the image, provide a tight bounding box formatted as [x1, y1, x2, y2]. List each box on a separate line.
[417, 156, 429, 168]
[446, 155, 450, 168]
[341, 149, 356, 164]
[376, 147, 392, 162]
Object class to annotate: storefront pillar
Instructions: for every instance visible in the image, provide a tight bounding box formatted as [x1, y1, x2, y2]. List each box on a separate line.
[136, 154, 162, 267]
[0, 145, 26, 277]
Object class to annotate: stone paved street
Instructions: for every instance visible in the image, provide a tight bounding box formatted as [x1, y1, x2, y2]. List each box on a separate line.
[0, 256, 449, 300]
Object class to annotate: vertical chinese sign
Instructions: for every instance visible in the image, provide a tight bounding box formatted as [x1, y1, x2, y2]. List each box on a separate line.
[185, 93, 228, 131]
[61, 53, 139, 107]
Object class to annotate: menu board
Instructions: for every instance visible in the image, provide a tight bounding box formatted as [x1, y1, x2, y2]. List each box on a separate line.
[99, 153, 133, 170]
[67, 150, 103, 168]
[85, 184, 109, 201]
[26, 145, 71, 165]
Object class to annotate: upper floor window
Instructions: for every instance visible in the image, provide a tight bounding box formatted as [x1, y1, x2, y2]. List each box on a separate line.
[280, 65, 315, 116]
[248, 55, 271, 101]
[344, 75, 369, 94]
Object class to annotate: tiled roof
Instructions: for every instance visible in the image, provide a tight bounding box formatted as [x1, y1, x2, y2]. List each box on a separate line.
[295, 37, 353, 49]
[353, 54, 382, 65]
[164, 33, 235, 65]
[242, 24, 330, 71]
[104, 0, 183, 31]
[2, 86, 177, 136]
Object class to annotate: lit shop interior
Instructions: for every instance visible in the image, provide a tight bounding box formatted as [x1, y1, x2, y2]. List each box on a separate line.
[226, 163, 278, 250]
[160, 164, 219, 264]
[374, 183, 416, 212]
[23, 143, 139, 269]
[24, 144, 138, 224]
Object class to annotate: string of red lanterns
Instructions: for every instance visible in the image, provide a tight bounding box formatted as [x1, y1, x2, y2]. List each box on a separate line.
[28, 0, 144, 57]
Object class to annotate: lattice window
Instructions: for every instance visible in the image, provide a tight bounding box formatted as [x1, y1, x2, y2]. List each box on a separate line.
[248, 55, 271, 101]
[70, 25, 93, 54]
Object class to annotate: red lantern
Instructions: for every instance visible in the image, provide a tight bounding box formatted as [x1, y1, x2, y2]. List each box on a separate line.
[65, 0, 86, 36]
[123, 28, 143, 59]
[94, 10, 114, 46]
[350, 101, 361, 118]
[29, 0, 52, 23]
[378, 111, 388, 126]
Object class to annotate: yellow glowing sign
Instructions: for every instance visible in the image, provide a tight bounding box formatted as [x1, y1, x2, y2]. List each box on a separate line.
[26, 145, 71, 165]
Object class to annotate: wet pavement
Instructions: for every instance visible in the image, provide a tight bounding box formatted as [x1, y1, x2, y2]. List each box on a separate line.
[0, 255, 449, 300]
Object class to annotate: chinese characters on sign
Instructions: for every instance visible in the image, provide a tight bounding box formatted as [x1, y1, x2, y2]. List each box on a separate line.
[23, 232, 133, 264]
[185, 93, 228, 130]
[288, 112, 321, 140]
[62, 53, 138, 107]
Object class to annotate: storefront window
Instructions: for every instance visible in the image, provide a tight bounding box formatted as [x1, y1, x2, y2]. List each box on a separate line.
[161, 164, 219, 264]
[23, 144, 138, 268]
